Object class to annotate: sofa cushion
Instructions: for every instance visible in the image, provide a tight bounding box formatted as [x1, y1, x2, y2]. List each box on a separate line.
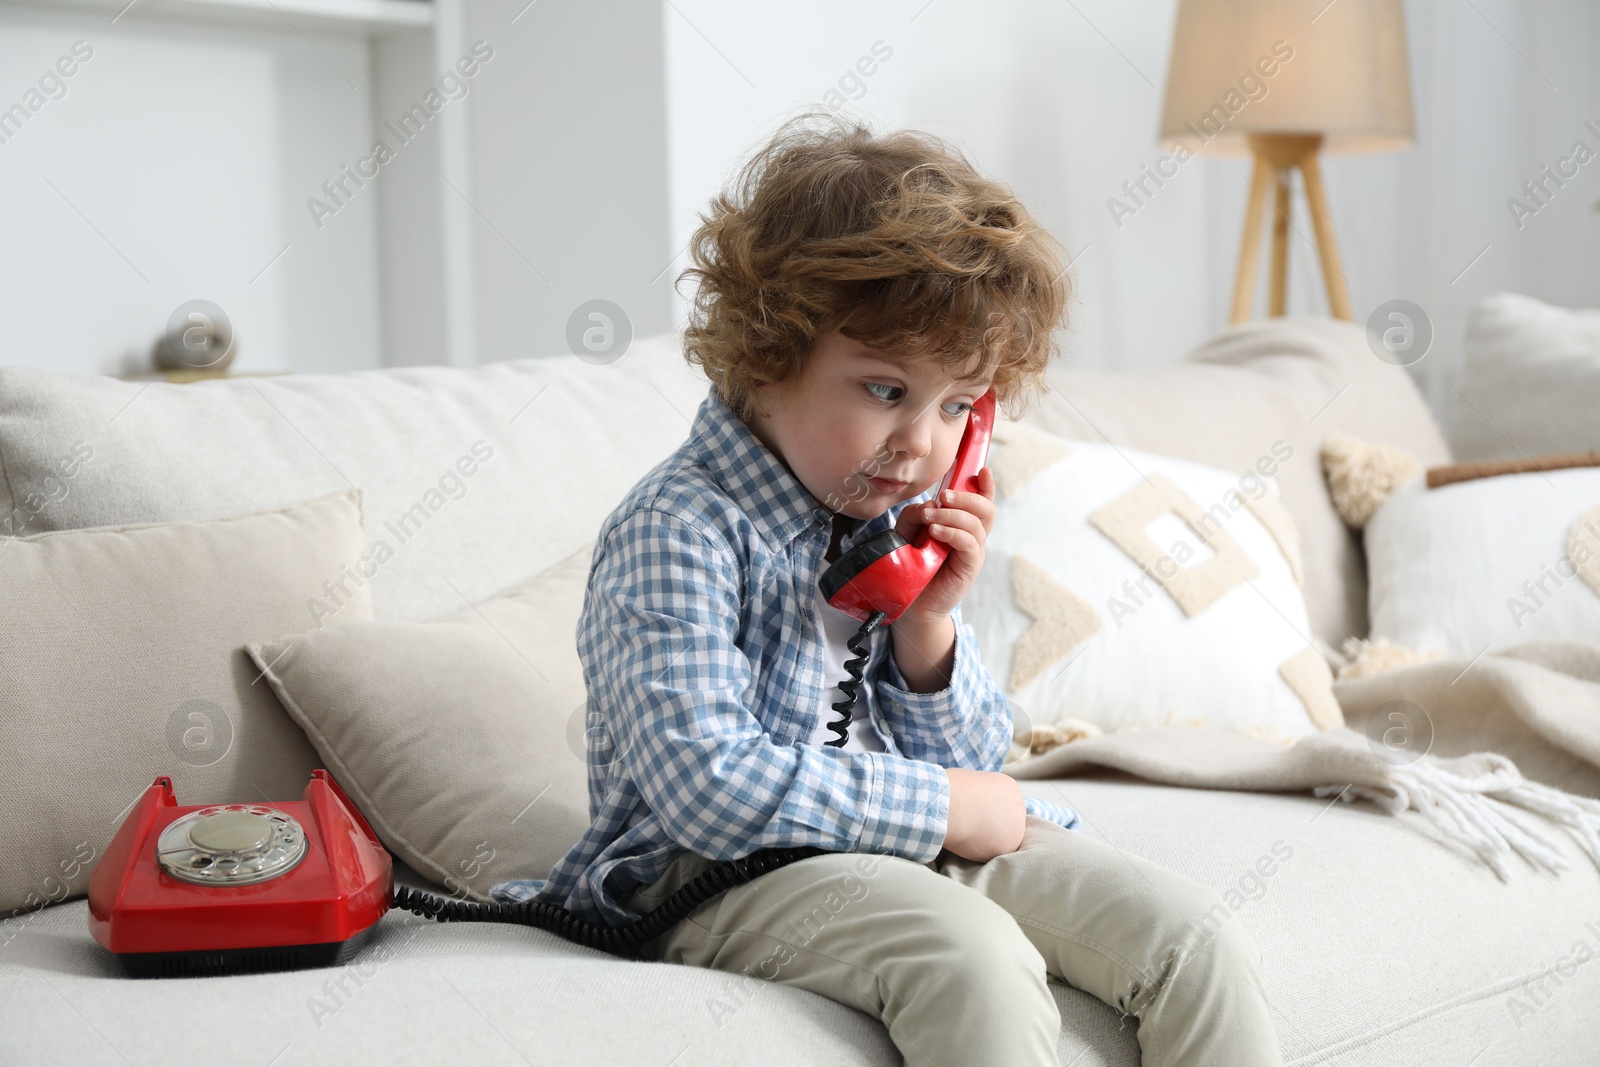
[1018, 316, 1451, 650]
[244, 544, 595, 902]
[3, 776, 1594, 1065]
[0, 333, 711, 623]
[0, 489, 368, 918]
[1449, 291, 1600, 462]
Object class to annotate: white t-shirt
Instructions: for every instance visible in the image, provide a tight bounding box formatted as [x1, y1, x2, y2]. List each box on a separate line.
[809, 585, 888, 752]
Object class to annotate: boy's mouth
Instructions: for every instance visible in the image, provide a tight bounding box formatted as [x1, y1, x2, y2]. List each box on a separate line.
[866, 476, 909, 494]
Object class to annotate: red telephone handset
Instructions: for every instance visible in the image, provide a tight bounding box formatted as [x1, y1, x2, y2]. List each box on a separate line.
[819, 388, 995, 624]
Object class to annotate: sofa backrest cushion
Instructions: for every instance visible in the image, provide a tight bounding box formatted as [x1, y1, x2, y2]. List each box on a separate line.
[2, 317, 1448, 647]
[1448, 291, 1600, 462]
[0, 335, 712, 623]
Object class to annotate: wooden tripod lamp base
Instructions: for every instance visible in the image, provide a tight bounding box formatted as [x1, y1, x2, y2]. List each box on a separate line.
[1229, 133, 1353, 325]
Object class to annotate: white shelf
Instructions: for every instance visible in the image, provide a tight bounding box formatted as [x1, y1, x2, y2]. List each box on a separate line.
[0, 0, 433, 34]
[2, 0, 476, 367]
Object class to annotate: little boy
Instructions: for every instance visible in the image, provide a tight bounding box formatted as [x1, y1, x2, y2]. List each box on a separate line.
[490, 114, 1283, 1067]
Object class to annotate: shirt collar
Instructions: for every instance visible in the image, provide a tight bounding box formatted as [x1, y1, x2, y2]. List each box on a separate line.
[689, 385, 835, 550]
[687, 385, 939, 554]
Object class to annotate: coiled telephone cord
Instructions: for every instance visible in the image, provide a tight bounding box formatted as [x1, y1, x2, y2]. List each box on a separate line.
[821, 609, 887, 748]
[392, 611, 889, 959]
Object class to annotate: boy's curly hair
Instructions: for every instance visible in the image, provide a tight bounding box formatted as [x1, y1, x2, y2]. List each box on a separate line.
[676, 112, 1074, 425]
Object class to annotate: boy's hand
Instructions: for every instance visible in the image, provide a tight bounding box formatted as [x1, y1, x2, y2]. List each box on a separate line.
[941, 767, 1026, 862]
[892, 465, 997, 624]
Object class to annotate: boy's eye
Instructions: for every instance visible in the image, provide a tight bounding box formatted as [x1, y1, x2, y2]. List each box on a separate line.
[863, 381, 972, 417]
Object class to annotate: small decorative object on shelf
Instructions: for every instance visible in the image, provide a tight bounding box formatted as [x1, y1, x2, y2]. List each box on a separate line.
[153, 299, 237, 372]
[114, 299, 289, 382]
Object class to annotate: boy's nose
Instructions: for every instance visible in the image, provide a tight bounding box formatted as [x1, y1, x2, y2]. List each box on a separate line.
[886, 420, 933, 462]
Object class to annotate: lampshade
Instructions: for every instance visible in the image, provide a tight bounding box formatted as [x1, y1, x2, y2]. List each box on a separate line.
[1159, 0, 1415, 156]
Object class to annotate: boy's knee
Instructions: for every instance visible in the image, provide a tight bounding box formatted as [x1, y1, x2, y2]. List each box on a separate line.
[1086, 879, 1234, 1023]
[1144, 879, 1263, 992]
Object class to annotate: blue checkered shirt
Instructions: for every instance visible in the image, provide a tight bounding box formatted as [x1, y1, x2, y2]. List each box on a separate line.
[488, 385, 1080, 929]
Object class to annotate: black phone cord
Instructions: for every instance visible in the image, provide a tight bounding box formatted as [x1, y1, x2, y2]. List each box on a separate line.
[392, 610, 891, 960]
[820, 609, 887, 748]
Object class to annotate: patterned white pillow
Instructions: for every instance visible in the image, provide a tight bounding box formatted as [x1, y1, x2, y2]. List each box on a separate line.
[1365, 467, 1600, 658]
[965, 421, 1342, 747]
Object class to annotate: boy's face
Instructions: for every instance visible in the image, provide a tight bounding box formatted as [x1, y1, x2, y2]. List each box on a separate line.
[743, 328, 992, 522]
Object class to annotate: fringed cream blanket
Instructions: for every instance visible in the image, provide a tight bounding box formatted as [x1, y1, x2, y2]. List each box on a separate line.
[1003, 641, 1600, 883]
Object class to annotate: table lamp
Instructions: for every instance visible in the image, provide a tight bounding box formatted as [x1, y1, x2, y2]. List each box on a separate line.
[1159, 0, 1416, 323]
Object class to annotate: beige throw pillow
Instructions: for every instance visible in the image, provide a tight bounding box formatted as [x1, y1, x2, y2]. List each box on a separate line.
[245, 545, 595, 903]
[0, 489, 369, 918]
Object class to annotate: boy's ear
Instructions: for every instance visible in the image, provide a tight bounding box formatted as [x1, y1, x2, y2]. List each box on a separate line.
[746, 377, 782, 420]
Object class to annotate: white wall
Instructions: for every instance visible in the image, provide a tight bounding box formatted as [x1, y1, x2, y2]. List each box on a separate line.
[660, 0, 1600, 423]
[1393, 0, 1600, 425]
[0, 3, 386, 376]
[660, 0, 1209, 374]
[2, 0, 1595, 416]
[461, 0, 672, 366]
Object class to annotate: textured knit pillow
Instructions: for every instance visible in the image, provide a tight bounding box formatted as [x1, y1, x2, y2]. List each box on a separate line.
[1, 490, 368, 918]
[245, 545, 595, 902]
[964, 421, 1341, 746]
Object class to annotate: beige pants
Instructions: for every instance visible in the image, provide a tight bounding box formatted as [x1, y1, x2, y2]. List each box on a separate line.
[624, 814, 1284, 1067]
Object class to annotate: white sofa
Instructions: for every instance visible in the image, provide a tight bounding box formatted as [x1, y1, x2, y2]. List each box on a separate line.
[3, 317, 1597, 1066]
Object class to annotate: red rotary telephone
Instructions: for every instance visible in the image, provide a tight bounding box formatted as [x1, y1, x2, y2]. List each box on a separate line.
[819, 388, 996, 624]
[86, 769, 835, 968]
[89, 770, 391, 978]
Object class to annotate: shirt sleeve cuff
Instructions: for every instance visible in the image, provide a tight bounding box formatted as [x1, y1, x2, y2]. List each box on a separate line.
[878, 615, 982, 745]
[853, 752, 950, 862]
[881, 614, 961, 699]
[1023, 794, 1082, 831]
